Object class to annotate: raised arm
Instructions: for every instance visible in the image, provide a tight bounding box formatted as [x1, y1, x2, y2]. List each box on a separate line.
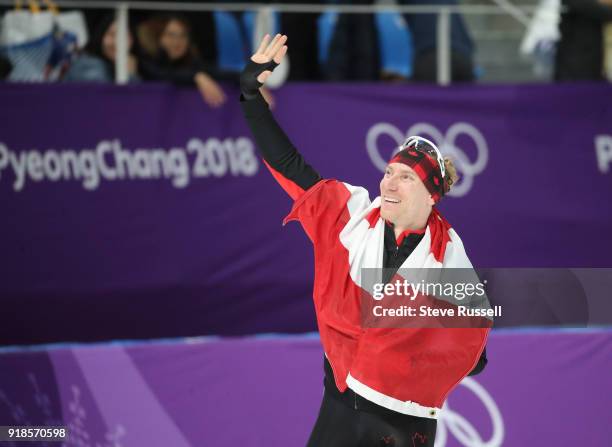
[240, 34, 321, 200]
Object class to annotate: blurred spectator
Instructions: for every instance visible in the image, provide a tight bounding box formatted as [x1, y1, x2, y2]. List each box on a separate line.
[322, 0, 380, 80]
[554, 0, 612, 81]
[399, 0, 476, 82]
[0, 55, 12, 80]
[64, 14, 139, 83]
[137, 14, 235, 108]
[279, 0, 324, 80]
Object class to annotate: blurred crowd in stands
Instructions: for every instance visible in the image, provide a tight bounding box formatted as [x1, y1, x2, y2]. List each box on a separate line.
[555, 0, 612, 81]
[0, 0, 611, 107]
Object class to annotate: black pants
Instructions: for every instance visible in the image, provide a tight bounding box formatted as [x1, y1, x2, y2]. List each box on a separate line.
[306, 389, 437, 447]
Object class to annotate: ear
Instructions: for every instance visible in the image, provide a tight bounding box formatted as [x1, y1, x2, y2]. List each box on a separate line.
[428, 195, 435, 207]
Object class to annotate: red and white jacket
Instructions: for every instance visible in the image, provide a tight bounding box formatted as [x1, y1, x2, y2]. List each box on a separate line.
[283, 179, 490, 419]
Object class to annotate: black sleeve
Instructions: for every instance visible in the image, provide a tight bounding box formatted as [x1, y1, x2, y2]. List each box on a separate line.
[0, 54, 12, 79]
[468, 347, 488, 376]
[240, 91, 321, 195]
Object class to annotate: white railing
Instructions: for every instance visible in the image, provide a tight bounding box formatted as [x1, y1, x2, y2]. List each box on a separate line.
[0, 1, 548, 85]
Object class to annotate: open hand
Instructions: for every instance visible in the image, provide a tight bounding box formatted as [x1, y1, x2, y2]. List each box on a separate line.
[251, 33, 288, 84]
[240, 34, 287, 98]
[195, 72, 227, 108]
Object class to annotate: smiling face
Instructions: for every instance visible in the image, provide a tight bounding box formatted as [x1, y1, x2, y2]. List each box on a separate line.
[380, 162, 434, 229]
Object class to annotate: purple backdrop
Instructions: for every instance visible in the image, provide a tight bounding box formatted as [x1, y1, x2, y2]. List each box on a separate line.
[0, 329, 611, 446]
[1, 83, 611, 344]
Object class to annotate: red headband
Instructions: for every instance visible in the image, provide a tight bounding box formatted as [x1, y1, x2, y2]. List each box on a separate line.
[389, 148, 448, 203]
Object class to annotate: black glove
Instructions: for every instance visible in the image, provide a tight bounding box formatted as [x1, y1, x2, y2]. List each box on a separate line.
[240, 59, 279, 99]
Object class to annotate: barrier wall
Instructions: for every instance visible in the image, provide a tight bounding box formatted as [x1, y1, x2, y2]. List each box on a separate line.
[1, 83, 611, 344]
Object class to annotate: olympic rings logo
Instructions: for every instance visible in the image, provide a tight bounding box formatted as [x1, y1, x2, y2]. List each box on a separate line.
[366, 122, 489, 197]
[435, 377, 505, 447]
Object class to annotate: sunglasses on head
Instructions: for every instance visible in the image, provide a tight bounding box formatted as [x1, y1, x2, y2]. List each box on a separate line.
[399, 136, 446, 178]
